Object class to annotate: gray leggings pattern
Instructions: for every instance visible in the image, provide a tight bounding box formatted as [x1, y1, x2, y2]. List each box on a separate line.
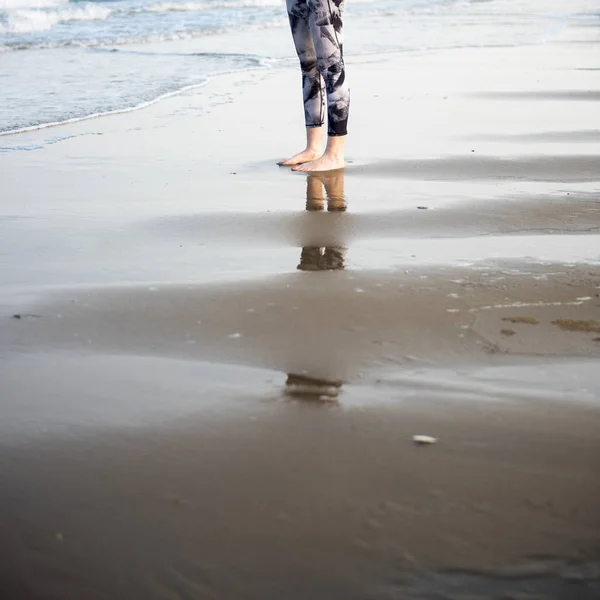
[286, 0, 349, 136]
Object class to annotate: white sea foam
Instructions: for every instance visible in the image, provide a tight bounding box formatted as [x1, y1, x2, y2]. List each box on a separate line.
[3, 4, 111, 34]
[144, 2, 209, 12]
[0, 48, 273, 136]
[0, 0, 66, 9]
[144, 0, 378, 10]
[144, 0, 283, 12]
[0, 13, 287, 49]
[0, 77, 210, 137]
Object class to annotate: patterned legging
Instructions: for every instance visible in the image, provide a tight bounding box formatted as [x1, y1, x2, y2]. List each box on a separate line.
[285, 0, 349, 136]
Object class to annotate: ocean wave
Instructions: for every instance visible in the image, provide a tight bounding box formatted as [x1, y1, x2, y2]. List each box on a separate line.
[0, 0, 66, 9]
[143, 2, 208, 12]
[0, 13, 287, 49]
[1, 4, 111, 34]
[144, 0, 283, 12]
[142, 0, 377, 12]
[0, 0, 285, 37]
[0, 49, 272, 136]
[0, 77, 208, 136]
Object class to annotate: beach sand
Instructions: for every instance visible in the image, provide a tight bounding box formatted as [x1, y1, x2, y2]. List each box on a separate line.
[1, 16, 600, 600]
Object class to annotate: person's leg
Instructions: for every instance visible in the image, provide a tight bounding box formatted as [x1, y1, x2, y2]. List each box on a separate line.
[293, 0, 349, 172]
[279, 0, 327, 166]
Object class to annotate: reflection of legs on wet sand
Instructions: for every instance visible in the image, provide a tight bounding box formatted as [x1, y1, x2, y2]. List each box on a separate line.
[297, 246, 347, 271]
[305, 172, 347, 212]
[285, 373, 343, 402]
[323, 247, 346, 270]
[297, 246, 326, 271]
[319, 171, 346, 213]
[298, 172, 347, 271]
[291, 171, 348, 400]
[305, 173, 325, 211]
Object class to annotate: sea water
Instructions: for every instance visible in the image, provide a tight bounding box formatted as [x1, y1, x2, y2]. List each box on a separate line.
[0, 0, 596, 134]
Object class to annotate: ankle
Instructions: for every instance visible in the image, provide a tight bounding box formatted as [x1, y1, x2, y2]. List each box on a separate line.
[324, 149, 344, 159]
[324, 138, 345, 158]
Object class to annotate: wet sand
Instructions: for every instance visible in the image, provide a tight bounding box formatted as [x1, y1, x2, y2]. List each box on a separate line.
[1, 19, 600, 600]
[1, 358, 600, 600]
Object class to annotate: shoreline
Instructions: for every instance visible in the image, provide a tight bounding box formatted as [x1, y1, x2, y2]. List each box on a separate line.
[0, 76, 212, 138]
[0, 54, 277, 138]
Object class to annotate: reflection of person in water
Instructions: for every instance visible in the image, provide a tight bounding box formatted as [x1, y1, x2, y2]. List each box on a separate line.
[285, 373, 343, 402]
[297, 172, 348, 272]
[286, 172, 348, 403]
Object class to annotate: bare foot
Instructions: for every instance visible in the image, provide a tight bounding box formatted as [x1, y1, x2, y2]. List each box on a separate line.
[277, 148, 321, 166]
[292, 153, 345, 172]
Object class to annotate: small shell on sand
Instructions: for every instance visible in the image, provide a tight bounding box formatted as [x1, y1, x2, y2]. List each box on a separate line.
[412, 435, 437, 445]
